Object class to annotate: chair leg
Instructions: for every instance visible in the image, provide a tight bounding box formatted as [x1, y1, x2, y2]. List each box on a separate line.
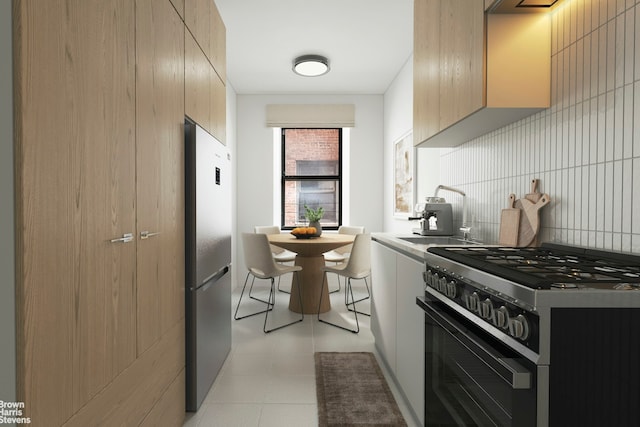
[317, 273, 359, 333]
[235, 271, 273, 320]
[275, 260, 292, 294]
[249, 275, 275, 305]
[276, 273, 291, 294]
[346, 277, 370, 317]
[263, 272, 304, 333]
[329, 264, 341, 294]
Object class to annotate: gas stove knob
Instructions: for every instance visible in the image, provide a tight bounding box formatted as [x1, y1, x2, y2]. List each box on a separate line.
[425, 271, 434, 287]
[480, 299, 494, 320]
[424, 270, 433, 286]
[508, 314, 530, 340]
[494, 306, 510, 329]
[438, 276, 448, 293]
[429, 273, 438, 288]
[465, 292, 480, 312]
[446, 281, 458, 298]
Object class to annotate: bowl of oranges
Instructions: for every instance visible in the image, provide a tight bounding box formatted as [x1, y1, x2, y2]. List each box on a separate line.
[291, 227, 318, 239]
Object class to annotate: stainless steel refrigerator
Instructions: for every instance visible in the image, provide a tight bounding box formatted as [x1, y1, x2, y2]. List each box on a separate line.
[185, 120, 232, 412]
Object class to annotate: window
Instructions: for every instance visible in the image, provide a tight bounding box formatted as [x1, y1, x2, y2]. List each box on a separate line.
[281, 128, 342, 229]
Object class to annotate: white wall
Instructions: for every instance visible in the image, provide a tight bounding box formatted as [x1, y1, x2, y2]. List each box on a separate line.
[234, 94, 384, 285]
[382, 54, 440, 234]
[1, 0, 16, 410]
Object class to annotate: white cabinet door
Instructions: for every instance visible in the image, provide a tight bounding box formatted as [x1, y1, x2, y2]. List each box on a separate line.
[396, 253, 425, 426]
[371, 241, 398, 373]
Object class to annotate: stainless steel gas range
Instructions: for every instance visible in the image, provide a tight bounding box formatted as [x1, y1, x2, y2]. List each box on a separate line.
[416, 243, 640, 427]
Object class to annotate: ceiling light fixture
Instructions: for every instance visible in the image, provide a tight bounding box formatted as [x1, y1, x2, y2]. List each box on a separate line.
[292, 55, 330, 77]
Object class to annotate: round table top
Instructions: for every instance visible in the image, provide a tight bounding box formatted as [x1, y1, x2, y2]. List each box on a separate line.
[268, 233, 355, 257]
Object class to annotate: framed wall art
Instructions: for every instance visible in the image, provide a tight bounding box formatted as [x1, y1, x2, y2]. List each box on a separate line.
[393, 131, 415, 217]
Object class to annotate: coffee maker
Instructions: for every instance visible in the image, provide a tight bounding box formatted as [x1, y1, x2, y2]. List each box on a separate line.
[409, 197, 454, 236]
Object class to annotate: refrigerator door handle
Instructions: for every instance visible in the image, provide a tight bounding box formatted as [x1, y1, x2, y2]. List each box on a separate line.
[192, 265, 230, 292]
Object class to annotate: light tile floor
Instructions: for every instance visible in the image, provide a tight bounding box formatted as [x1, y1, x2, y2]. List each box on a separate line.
[184, 275, 419, 427]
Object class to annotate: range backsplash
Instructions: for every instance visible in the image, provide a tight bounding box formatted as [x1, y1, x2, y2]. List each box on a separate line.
[438, 0, 639, 255]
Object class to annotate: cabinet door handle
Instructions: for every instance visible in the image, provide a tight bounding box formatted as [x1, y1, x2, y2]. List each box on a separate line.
[110, 233, 133, 243]
[140, 231, 161, 240]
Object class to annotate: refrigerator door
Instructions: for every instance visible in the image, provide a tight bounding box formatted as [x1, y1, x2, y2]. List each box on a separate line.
[190, 122, 231, 289]
[185, 267, 231, 411]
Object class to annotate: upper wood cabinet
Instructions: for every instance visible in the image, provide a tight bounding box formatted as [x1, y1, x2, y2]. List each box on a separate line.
[209, 1, 226, 82]
[211, 72, 227, 144]
[185, 0, 226, 143]
[185, 32, 212, 133]
[185, 0, 210, 57]
[185, 0, 226, 83]
[414, 0, 550, 147]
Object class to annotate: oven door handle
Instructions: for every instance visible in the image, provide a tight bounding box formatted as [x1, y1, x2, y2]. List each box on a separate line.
[418, 295, 532, 390]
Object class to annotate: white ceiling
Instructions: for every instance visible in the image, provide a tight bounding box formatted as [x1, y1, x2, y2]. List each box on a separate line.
[214, 0, 414, 95]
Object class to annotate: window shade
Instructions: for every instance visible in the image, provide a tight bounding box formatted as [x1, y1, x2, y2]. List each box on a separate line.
[266, 104, 355, 128]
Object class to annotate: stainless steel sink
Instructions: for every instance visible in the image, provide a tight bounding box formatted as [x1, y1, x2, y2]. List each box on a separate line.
[398, 236, 475, 245]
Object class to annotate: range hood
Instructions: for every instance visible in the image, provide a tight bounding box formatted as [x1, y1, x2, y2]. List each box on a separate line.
[488, 0, 561, 14]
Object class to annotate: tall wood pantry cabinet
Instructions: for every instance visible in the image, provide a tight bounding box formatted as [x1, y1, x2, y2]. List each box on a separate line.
[13, 0, 225, 425]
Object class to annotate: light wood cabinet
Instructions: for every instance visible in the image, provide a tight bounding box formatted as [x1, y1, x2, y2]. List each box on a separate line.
[186, 30, 226, 144]
[185, 0, 211, 57]
[414, 0, 550, 147]
[14, 0, 137, 423]
[211, 2, 227, 143]
[170, 0, 184, 19]
[14, 0, 194, 425]
[185, 0, 226, 84]
[136, 0, 185, 356]
[209, 1, 227, 82]
[211, 71, 227, 144]
[185, 31, 212, 133]
[185, 0, 226, 143]
[371, 240, 425, 426]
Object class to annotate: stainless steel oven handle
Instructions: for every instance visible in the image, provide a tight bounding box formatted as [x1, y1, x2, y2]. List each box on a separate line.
[499, 357, 533, 389]
[419, 294, 532, 390]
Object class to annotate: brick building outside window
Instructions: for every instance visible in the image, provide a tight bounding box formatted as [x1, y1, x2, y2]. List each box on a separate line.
[281, 128, 342, 229]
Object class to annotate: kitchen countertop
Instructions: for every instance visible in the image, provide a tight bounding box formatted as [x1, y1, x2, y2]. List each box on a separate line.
[371, 232, 479, 260]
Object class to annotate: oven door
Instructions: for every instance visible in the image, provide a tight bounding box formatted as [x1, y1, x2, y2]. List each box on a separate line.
[418, 292, 537, 427]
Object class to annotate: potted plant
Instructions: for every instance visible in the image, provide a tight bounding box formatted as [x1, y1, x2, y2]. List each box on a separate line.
[304, 204, 324, 236]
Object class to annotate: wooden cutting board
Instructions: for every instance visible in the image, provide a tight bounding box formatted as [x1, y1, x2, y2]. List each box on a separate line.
[524, 178, 542, 203]
[514, 193, 551, 247]
[498, 194, 520, 246]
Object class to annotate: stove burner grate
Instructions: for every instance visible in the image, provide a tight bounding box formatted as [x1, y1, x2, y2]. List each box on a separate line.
[428, 243, 640, 290]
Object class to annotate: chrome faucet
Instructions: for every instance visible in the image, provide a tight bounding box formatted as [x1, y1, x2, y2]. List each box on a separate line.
[434, 185, 470, 240]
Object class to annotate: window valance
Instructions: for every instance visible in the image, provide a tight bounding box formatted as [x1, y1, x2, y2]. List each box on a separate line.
[265, 104, 355, 128]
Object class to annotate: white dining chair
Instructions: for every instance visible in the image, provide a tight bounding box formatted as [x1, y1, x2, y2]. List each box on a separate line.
[254, 225, 296, 293]
[323, 225, 365, 294]
[317, 233, 371, 333]
[234, 232, 304, 333]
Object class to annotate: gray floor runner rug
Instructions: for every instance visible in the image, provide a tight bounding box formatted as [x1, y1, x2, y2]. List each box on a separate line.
[315, 352, 407, 427]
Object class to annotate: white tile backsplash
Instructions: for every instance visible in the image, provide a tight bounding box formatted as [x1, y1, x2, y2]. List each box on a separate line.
[435, 0, 639, 253]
